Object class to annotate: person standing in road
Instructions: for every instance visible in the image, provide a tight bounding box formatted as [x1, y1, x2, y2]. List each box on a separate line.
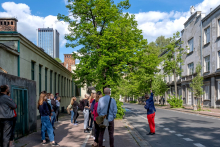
[98, 88, 117, 147]
[144, 90, 156, 135]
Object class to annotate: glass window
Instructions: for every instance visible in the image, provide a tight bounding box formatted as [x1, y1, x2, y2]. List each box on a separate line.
[45, 68, 47, 92]
[31, 61, 35, 80]
[50, 71, 53, 93]
[188, 38, 194, 52]
[54, 73, 57, 93]
[204, 85, 210, 100]
[188, 63, 194, 75]
[204, 56, 210, 72]
[218, 19, 220, 36]
[204, 27, 210, 44]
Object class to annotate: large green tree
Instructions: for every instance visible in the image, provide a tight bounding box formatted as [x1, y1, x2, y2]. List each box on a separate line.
[58, 0, 149, 92]
[163, 32, 186, 98]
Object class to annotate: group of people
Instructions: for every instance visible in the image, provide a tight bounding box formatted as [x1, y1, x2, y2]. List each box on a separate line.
[37, 91, 61, 146]
[78, 88, 117, 147]
[0, 85, 17, 147]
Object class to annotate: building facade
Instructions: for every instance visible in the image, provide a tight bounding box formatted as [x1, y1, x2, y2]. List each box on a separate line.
[161, 5, 220, 108]
[37, 28, 59, 58]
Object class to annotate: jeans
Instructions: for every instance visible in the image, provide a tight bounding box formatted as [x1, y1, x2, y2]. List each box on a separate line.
[41, 116, 54, 141]
[83, 109, 89, 129]
[10, 117, 17, 141]
[88, 112, 94, 128]
[70, 110, 74, 123]
[51, 112, 56, 127]
[56, 107, 60, 122]
[99, 120, 114, 147]
[94, 121, 100, 143]
[0, 118, 13, 147]
[147, 112, 155, 133]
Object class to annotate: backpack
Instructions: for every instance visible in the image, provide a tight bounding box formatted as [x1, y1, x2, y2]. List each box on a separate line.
[78, 100, 85, 111]
[66, 104, 72, 115]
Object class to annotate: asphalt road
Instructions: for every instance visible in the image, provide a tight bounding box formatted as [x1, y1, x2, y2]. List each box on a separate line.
[123, 103, 220, 147]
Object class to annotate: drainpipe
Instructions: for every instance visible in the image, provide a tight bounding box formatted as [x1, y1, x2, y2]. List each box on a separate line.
[200, 19, 203, 107]
[17, 40, 20, 77]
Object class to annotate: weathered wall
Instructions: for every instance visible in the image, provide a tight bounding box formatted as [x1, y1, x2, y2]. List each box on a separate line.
[0, 72, 37, 133]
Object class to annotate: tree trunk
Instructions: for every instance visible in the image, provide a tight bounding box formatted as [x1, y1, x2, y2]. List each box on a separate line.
[173, 70, 178, 98]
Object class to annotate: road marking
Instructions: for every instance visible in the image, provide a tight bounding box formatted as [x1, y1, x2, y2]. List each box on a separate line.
[194, 143, 205, 147]
[176, 134, 183, 137]
[81, 132, 92, 147]
[140, 116, 147, 120]
[169, 131, 176, 133]
[183, 138, 193, 141]
[164, 128, 170, 130]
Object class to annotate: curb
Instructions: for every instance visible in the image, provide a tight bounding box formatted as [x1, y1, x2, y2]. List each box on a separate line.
[157, 107, 220, 118]
[123, 119, 152, 147]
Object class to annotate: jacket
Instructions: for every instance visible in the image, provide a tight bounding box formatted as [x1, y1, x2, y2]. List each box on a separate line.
[0, 94, 17, 118]
[97, 95, 117, 122]
[145, 93, 156, 115]
[39, 101, 50, 116]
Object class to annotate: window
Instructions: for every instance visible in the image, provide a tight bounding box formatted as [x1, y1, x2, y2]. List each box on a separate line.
[4, 21, 6, 25]
[64, 78, 66, 96]
[204, 85, 210, 100]
[204, 56, 210, 72]
[54, 73, 57, 93]
[45, 68, 48, 92]
[204, 27, 210, 44]
[61, 76, 63, 96]
[218, 51, 220, 69]
[31, 61, 35, 80]
[0, 21, 2, 25]
[7, 22, 9, 25]
[50, 71, 53, 93]
[72, 80, 74, 96]
[39, 65, 42, 94]
[188, 38, 194, 52]
[188, 89, 192, 105]
[188, 63, 194, 75]
[218, 19, 220, 36]
[11, 21, 13, 25]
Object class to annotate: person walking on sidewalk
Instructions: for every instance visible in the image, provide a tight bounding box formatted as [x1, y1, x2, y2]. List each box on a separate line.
[82, 94, 90, 133]
[0, 85, 17, 147]
[50, 94, 57, 127]
[38, 93, 59, 146]
[98, 88, 117, 147]
[55, 97, 61, 122]
[144, 90, 156, 135]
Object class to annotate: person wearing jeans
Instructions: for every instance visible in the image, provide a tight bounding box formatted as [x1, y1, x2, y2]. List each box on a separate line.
[97, 88, 117, 147]
[38, 93, 59, 146]
[82, 94, 90, 133]
[144, 90, 156, 135]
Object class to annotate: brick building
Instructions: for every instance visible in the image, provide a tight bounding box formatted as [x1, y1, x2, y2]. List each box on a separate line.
[63, 54, 75, 72]
[0, 18, 18, 32]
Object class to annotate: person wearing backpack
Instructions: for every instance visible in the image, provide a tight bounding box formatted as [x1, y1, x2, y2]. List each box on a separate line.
[97, 88, 117, 147]
[81, 94, 90, 133]
[144, 90, 156, 135]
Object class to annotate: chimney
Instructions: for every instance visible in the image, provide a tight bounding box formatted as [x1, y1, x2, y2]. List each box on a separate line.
[0, 18, 18, 32]
[190, 6, 195, 15]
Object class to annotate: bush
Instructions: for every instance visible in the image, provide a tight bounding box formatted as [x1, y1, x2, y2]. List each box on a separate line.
[167, 95, 183, 108]
[129, 101, 136, 103]
[116, 100, 125, 119]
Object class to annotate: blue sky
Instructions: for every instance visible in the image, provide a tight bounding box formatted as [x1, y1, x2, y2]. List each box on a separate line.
[0, 0, 219, 62]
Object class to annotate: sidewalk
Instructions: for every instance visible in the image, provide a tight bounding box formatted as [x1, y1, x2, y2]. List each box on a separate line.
[14, 112, 141, 147]
[155, 105, 220, 118]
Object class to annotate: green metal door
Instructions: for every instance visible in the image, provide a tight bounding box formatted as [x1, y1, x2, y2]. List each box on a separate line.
[11, 86, 28, 139]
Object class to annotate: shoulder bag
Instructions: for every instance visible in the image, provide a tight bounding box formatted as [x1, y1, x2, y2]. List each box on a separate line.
[98, 97, 112, 128]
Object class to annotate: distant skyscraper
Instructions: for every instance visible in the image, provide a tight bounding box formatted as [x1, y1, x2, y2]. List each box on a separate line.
[37, 28, 59, 58]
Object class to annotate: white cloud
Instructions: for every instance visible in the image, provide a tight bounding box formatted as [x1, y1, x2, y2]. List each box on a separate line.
[133, 0, 220, 43]
[0, 2, 69, 47]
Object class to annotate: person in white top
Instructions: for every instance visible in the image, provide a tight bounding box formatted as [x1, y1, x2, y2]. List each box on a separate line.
[56, 97, 61, 122]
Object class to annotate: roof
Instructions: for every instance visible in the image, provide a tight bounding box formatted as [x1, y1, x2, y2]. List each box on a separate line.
[202, 5, 220, 22]
[184, 11, 201, 26]
[0, 43, 19, 55]
[0, 17, 18, 22]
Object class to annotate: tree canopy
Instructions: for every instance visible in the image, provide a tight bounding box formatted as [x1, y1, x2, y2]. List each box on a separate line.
[55, 58, 62, 63]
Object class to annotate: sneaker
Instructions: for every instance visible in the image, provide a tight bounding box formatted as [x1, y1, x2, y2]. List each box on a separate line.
[51, 142, 59, 146]
[147, 132, 154, 135]
[74, 123, 78, 126]
[42, 142, 47, 145]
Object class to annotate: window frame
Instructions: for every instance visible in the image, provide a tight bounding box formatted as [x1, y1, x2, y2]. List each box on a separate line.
[204, 26, 210, 44]
[188, 38, 194, 52]
[50, 70, 53, 93]
[188, 62, 194, 75]
[204, 56, 210, 72]
[45, 68, 48, 92]
[31, 61, 35, 80]
[204, 85, 210, 100]
[39, 65, 42, 94]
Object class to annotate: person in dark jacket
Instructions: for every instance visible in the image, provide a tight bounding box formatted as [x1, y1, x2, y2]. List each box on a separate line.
[0, 85, 17, 147]
[38, 93, 59, 146]
[50, 94, 57, 128]
[144, 90, 156, 135]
